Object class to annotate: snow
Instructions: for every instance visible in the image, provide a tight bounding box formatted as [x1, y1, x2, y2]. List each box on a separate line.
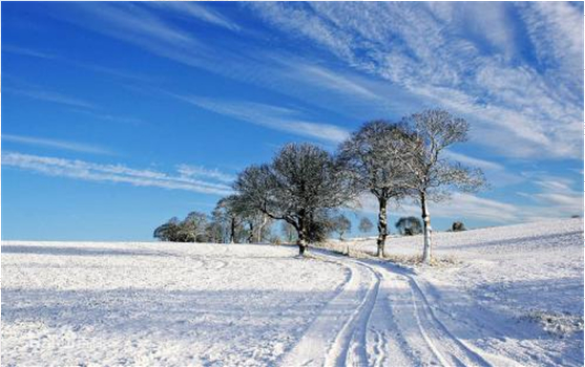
[1, 242, 347, 366]
[2, 218, 583, 366]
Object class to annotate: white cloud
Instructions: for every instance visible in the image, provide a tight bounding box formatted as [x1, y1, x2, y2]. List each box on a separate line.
[4, 87, 97, 110]
[247, 2, 583, 160]
[48, 2, 582, 159]
[443, 151, 504, 171]
[173, 95, 350, 143]
[2, 152, 233, 196]
[148, 2, 240, 32]
[2, 134, 113, 155]
[176, 164, 235, 184]
[3, 45, 57, 59]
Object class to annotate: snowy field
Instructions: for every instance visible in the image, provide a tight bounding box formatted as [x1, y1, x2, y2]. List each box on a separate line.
[2, 218, 583, 366]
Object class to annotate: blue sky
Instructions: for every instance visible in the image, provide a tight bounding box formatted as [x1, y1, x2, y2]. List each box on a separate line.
[2, 2, 583, 241]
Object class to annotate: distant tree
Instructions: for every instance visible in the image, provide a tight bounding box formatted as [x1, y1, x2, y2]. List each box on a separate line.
[451, 221, 466, 232]
[213, 195, 244, 243]
[306, 211, 335, 244]
[339, 121, 412, 257]
[235, 202, 273, 244]
[358, 217, 373, 234]
[269, 234, 282, 245]
[178, 211, 209, 242]
[332, 214, 352, 240]
[399, 110, 486, 263]
[153, 217, 182, 242]
[234, 143, 357, 256]
[153, 213, 210, 243]
[571, 214, 580, 219]
[395, 216, 423, 236]
[205, 220, 224, 243]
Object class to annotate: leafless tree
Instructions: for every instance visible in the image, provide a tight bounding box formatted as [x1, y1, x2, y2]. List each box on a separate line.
[234, 143, 357, 256]
[400, 109, 486, 263]
[339, 121, 412, 257]
[332, 214, 351, 240]
[213, 195, 244, 243]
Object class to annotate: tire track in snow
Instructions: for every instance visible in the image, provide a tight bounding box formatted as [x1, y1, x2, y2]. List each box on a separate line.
[131, 244, 229, 270]
[279, 255, 375, 367]
[284, 250, 515, 367]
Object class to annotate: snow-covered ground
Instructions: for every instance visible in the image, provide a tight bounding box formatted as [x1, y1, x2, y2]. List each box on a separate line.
[323, 217, 584, 366]
[2, 218, 583, 366]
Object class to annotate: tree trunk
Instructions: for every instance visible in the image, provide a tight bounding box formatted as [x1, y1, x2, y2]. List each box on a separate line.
[247, 222, 254, 244]
[296, 218, 308, 256]
[257, 215, 269, 242]
[376, 197, 388, 258]
[421, 192, 432, 264]
[229, 218, 236, 244]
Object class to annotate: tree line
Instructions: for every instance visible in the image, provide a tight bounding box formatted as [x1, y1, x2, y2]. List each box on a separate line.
[155, 109, 485, 264]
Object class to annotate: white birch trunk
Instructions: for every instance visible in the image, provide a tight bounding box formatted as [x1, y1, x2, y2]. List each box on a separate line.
[421, 193, 432, 264]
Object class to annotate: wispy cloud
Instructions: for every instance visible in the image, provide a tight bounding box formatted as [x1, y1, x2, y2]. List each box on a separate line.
[521, 176, 583, 218]
[4, 87, 97, 110]
[247, 2, 584, 159]
[147, 2, 240, 32]
[176, 164, 235, 184]
[2, 134, 113, 155]
[59, 2, 207, 69]
[2, 152, 233, 196]
[43, 2, 583, 159]
[443, 151, 504, 171]
[172, 95, 350, 143]
[3, 45, 57, 59]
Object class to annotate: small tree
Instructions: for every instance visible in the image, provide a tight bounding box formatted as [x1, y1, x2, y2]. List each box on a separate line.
[235, 143, 356, 256]
[339, 121, 412, 257]
[400, 110, 486, 264]
[358, 217, 373, 234]
[452, 221, 466, 232]
[332, 214, 352, 240]
[395, 216, 423, 236]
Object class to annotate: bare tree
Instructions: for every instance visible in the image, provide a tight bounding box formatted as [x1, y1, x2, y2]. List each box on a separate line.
[400, 109, 486, 263]
[235, 200, 272, 244]
[235, 143, 356, 256]
[339, 121, 412, 257]
[358, 217, 373, 234]
[213, 195, 244, 243]
[332, 214, 352, 240]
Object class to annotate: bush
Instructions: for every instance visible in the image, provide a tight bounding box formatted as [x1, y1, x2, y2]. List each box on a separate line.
[395, 216, 422, 236]
[451, 221, 466, 232]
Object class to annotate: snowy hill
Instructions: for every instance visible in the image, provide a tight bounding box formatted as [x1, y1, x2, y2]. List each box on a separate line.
[2, 218, 583, 366]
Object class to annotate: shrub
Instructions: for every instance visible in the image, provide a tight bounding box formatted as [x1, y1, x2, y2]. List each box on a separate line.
[452, 221, 466, 232]
[395, 216, 423, 236]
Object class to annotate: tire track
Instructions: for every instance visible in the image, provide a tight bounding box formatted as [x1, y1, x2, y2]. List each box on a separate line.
[303, 252, 505, 367]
